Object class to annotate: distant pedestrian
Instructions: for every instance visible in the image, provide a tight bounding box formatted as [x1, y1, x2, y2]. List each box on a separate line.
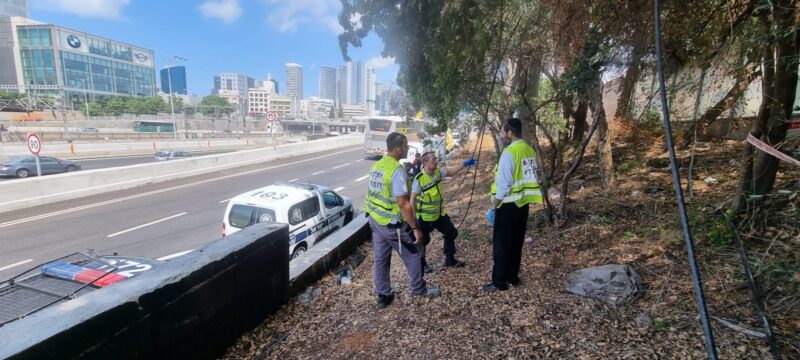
[365, 132, 441, 309]
[0, 123, 7, 142]
[483, 118, 543, 292]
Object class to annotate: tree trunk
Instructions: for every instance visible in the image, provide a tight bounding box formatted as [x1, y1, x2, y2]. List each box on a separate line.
[734, 4, 797, 210]
[614, 44, 644, 122]
[571, 100, 588, 142]
[588, 75, 615, 190]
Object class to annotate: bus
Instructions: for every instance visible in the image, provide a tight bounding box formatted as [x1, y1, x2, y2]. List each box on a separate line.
[133, 121, 174, 133]
[363, 116, 426, 156]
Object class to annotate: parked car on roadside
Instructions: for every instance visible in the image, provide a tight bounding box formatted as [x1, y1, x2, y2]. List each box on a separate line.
[154, 150, 192, 162]
[222, 182, 353, 260]
[0, 155, 81, 178]
[79, 127, 99, 133]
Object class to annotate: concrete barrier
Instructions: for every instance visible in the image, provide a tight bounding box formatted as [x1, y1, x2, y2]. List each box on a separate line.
[0, 135, 362, 215]
[288, 214, 371, 296]
[0, 222, 290, 360]
[0, 213, 372, 359]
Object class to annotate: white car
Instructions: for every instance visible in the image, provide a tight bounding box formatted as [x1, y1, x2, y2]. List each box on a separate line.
[222, 182, 354, 260]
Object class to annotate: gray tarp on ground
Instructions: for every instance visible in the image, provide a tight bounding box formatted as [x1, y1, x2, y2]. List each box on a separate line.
[565, 264, 643, 306]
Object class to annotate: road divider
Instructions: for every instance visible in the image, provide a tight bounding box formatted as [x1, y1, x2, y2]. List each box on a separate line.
[0, 135, 361, 216]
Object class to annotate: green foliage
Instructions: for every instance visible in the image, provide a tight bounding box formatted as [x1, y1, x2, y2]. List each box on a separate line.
[200, 95, 233, 115]
[750, 256, 800, 288]
[653, 318, 670, 329]
[0, 92, 24, 100]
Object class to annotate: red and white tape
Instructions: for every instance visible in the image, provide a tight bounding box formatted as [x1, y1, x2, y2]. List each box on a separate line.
[747, 133, 800, 167]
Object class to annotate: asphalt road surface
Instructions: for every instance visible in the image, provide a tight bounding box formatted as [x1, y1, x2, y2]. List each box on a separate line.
[0, 145, 374, 281]
[0, 149, 236, 181]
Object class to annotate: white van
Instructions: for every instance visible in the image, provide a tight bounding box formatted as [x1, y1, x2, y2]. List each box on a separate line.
[222, 182, 353, 260]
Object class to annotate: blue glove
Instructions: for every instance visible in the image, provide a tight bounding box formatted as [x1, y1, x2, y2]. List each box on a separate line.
[463, 158, 477, 167]
[486, 209, 495, 225]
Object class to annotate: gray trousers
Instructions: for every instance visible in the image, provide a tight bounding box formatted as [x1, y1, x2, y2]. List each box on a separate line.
[368, 216, 426, 296]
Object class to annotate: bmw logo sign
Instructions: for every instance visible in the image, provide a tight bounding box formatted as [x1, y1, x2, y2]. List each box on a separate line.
[66, 35, 81, 48]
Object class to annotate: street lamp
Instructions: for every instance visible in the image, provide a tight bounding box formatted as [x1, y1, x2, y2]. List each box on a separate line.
[164, 56, 187, 140]
[76, 79, 90, 122]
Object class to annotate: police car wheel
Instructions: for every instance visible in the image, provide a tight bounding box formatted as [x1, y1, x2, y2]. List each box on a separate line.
[291, 245, 307, 260]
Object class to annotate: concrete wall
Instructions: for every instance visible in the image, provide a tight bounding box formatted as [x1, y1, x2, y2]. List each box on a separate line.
[0, 222, 290, 360]
[0, 212, 372, 359]
[0, 134, 362, 215]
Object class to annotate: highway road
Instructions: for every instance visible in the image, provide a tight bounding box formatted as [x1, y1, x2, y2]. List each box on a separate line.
[0, 149, 236, 181]
[0, 145, 374, 281]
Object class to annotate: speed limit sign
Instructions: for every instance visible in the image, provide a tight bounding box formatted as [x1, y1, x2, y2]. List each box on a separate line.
[265, 111, 277, 122]
[26, 133, 42, 156]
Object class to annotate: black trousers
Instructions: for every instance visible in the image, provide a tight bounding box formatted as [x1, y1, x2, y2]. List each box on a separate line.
[418, 214, 459, 256]
[491, 203, 530, 288]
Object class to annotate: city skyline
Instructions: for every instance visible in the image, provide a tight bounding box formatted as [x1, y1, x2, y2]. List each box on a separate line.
[21, 0, 399, 98]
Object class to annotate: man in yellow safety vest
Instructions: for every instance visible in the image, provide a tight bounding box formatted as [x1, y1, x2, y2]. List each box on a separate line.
[365, 132, 441, 309]
[411, 152, 476, 273]
[483, 118, 543, 292]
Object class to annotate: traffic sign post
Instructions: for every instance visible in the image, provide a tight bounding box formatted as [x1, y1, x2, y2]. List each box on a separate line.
[266, 112, 278, 149]
[26, 133, 42, 177]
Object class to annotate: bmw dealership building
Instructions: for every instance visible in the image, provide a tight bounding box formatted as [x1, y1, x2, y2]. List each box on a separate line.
[0, 16, 156, 102]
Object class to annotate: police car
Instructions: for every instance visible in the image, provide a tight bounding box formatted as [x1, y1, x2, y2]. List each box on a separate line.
[221, 182, 354, 260]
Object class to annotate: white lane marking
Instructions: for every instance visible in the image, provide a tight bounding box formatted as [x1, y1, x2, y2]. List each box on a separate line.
[0, 259, 33, 272]
[355, 175, 368, 182]
[289, 178, 299, 182]
[356, 159, 363, 162]
[219, 198, 232, 204]
[107, 212, 187, 238]
[312, 170, 325, 175]
[334, 187, 345, 192]
[0, 147, 360, 230]
[156, 249, 193, 261]
[332, 163, 350, 169]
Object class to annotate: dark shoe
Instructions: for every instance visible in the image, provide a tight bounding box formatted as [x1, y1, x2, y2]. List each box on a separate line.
[482, 283, 507, 292]
[423, 264, 435, 274]
[508, 278, 521, 287]
[377, 293, 394, 309]
[414, 287, 441, 298]
[444, 257, 465, 268]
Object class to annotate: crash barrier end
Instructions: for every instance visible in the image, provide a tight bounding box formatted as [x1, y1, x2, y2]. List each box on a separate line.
[288, 213, 371, 296]
[0, 223, 289, 360]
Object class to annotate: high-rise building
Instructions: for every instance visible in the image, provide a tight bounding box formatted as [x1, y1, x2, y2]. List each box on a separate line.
[285, 63, 303, 99]
[269, 79, 279, 94]
[337, 63, 351, 105]
[365, 65, 375, 113]
[319, 65, 336, 101]
[216, 72, 254, 105]
[0, 0, 28, 17]
[160, 65, 187, 94]
[0, 16, 156, 102]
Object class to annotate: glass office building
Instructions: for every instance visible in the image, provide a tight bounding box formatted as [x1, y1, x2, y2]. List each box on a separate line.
[160, 65, 187, 94]
[0, 18, 156, 102]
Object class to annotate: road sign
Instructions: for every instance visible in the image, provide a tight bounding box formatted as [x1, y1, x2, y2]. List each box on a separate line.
[266, 111, 277, 122]
[26, 133, 42, 156]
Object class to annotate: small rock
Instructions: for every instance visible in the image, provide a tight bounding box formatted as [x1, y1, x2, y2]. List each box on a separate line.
[635, 313, 653, 329]
[704, 177, 719, 185]
[524, 237, 532, 243]
[449, 209, 461, 216]
[737, 345, 747, 353]
[590, 214, 602, 222]
[644, 185, 664, 194]
[568, 179, 585, 189]
[631, 190, 642, 197]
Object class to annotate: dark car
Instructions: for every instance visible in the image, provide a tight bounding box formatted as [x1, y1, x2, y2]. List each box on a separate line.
[0, 155, 81, 178]
[154, 150, 192, 162]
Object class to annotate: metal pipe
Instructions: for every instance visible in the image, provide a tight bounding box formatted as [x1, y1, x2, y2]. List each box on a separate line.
[653, 0, 717, 358]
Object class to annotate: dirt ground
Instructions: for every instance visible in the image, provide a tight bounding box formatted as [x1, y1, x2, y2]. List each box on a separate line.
[224, 124, 799, 359]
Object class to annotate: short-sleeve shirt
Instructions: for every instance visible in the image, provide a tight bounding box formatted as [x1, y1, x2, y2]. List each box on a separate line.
[390, 167, 409, 197]
[411, 169, 448, 194]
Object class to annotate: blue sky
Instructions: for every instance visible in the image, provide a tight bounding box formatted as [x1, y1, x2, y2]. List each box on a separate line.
[28, 0, 399, 97]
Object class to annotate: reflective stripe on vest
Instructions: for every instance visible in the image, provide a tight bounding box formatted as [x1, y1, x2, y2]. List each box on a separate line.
[364, 156, 403, 225]
[414, 168, 446, 221]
